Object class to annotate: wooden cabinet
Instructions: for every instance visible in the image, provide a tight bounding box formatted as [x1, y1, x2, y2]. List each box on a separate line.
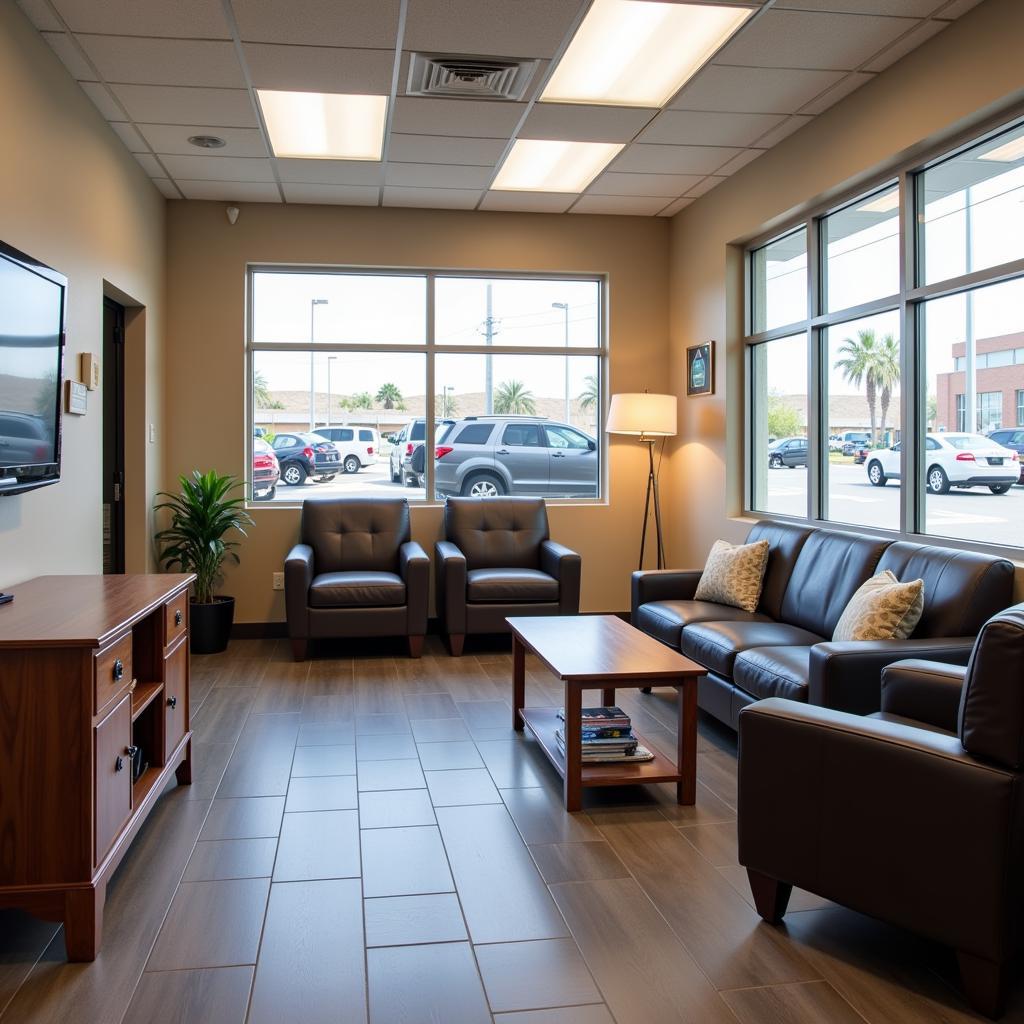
[0, 573, 194, 961]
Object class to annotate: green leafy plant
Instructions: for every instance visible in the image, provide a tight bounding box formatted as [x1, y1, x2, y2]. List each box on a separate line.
[155, 471, 253, 605]
[577, 374, 599, 413]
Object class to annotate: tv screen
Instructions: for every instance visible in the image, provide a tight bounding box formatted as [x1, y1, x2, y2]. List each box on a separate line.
[0, 240, 65, 496]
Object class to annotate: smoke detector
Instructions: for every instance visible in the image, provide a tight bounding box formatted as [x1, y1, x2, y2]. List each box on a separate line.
[188, 134, 226, 149]
[406, 53, 539, 101]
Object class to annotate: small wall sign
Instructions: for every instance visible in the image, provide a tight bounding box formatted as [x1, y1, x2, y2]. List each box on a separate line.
[686, 341, 715, 397]
[65, 379, 88, 415]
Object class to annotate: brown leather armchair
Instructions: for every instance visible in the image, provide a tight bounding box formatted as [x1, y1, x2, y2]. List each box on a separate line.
[286, 497, 429, 660]
[737, 604, 1024, 1018]
[435, 497, 581, 656]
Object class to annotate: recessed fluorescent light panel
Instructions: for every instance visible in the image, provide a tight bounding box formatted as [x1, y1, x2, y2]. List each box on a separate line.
[492, 139, 623, 192]
[978, 134, 1024, 163]
[857, 190, 899, 214]
[257, 90, 387, 160]
[541, 0, 753, 108]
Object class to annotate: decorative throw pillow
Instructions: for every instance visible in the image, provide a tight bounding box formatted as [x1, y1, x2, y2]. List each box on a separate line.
[832, 570, 925, 642]
[693, 538, 770, 613]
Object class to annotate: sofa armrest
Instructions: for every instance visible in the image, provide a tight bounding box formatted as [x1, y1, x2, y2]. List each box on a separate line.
[737, 698, 1018, 962]
[880, 660, 967, 733]
[400, 541, 430, 637]
[541, 540, 581, 614]
[630, 570, 703, 620]
[435, 540, 467, 635]
[285, 543, 314, 637]
[808, 637, 975, 716]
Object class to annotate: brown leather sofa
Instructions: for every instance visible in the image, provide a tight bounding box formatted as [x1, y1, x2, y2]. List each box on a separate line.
[632, 521, 1013, 726]
[435, 497, 581, 656]
[285, 497, 429, 660]
[737, 604, 1024, 1018]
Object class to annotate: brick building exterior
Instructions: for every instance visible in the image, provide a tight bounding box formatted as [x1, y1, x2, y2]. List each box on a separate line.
[935, 330, 1024, 433]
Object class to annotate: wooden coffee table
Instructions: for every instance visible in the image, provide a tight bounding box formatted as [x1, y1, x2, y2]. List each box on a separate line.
[509, 615, 705, 812]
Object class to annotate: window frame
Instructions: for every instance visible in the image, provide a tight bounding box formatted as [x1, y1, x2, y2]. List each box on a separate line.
[246, 266, 608, 508]
[743, 107, 1024, 558]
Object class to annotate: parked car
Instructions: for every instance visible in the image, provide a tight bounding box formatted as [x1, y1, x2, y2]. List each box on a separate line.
[271, 431, 340, 486]
[768, 437, 807, 468]
[865, 433, 1019, 494]
[392, 418, 454, 485]
[313, 426, 379, 474]
[0, 411, 52, 466]
[434, 416, 598, 498]
[252, 437, 280, 501]
[852, 445, 871, 465]
[841, 432, 871, 456]
[986, 428, 1024, 483]
[403, 423, 455, 488]
[828, 434, 845, 452]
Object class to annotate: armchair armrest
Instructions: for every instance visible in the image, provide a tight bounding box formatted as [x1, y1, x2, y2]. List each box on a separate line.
[400, 541, 430, 636]
[285, 543, 314, 637]
[880, 660, 967, 733]
[435, 540, 467, 635]
[630, 570, 703, 620]
[541, 540, 581, 614]
[808, 637, 975, 716]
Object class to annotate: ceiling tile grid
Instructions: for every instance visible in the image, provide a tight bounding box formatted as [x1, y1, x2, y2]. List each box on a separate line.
[16, 0, 976, 215]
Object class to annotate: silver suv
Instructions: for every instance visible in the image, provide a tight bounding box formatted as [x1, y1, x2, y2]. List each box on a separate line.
[434, 417, 598, 498]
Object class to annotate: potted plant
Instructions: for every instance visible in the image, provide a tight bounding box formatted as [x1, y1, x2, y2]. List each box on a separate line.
[155, 470, 253, 654]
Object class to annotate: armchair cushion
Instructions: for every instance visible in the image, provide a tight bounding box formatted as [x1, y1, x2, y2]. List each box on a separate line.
[444, 496, 548, 569]
[302, 496, 409, 574]
[309, 571, 406, 608]
[682, 621, 823, 679]
[636, 600, 768, 650]
[734, 646, 811, 702]
[466, 568, 558, 603]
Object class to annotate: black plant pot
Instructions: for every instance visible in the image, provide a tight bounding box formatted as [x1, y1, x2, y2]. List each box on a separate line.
[190, 596, 235, 654]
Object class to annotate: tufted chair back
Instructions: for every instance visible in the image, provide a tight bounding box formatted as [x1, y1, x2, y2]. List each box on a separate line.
[444, 497, 549, 570]
[301, 497, 410, 574]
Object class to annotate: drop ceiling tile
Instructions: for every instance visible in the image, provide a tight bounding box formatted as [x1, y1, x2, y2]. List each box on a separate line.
[133, 153, 163, 176]
[935, 0, 985, 16]
[243, 44, 395, 93]
[479, 191, 575, 213]
[151, 177, 181, 199]
[403, 0, 581, 58]
[76, 35, 245, 88]
[713, 10, 918, 70]
[589, 172, 704, 197]
[716, 149, 765, 176]
[139, 124, 269, 157]
[382, 186, 481, 209]
[109, 121, 147, 152]
[753, 114, 814, 148]
[774, 0, 938, 13]
[637, 110, 787, 148]
[571, 195, 668, 216]
[863, 18, 948, 72]
[109, 85, 257, 127]
[232, 0, 401, 47]
[78, 81, 125, 120]
[159, 154, 276, 182]
[283, 183, 380, 205]
[177, 180, 281, 202]
[670, 66, 847, 114]
[685, 176, 727, 198]
[659, 196, 695, 217]
[41, 32, 93, 79]
[519, 104, 657, 144]
[391, 98, 526, 138]
[276, 159, 383, 185]
[384, 163, 493, 188]
[799, 71, 874, 115]
[49, 0, 231, 38]
[388, 134, 507, 165]
[17, 0, 63, 32]
[611, 144, 741, 175]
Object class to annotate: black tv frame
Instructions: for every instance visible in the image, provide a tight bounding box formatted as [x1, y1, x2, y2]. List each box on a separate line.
[0, 239, 67, 497]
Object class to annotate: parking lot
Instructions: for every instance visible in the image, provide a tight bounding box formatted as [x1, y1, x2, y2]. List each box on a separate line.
[259, 457, 427, 503]
[764, 462, 1022, 546]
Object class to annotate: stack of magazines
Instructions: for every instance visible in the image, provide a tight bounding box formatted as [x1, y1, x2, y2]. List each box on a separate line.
[555, 706, 655, 763]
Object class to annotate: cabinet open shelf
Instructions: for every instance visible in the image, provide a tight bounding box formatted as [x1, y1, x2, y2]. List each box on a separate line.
[132, 765, 162, 806]
[130, 681, 163, 722]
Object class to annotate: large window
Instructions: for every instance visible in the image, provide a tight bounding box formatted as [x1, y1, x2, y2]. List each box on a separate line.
[248, 270, 605, 504]
[746, 114, 1024, 553]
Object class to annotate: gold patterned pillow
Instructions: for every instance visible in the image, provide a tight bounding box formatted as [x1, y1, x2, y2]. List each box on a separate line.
[693, 538, 770, 613]
[832, 570, 925, 642]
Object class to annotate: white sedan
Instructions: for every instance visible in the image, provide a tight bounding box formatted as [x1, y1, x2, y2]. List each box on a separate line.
[866, 433, 1020, 494]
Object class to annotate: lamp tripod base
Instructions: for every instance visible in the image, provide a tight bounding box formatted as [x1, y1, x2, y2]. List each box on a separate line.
[638, 438, 665, 571]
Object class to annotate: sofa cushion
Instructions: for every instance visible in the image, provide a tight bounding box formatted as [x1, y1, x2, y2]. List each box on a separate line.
[745, 520, 812, 619]
[832, 570, 924, 642]
[309, 571, 406, 608]
[693, 538, 770, 613]
[466, 568, 558, 603]
[682, 621, 824, 679]
[635, 600, 770, 650]
[734, 646, 812, 702]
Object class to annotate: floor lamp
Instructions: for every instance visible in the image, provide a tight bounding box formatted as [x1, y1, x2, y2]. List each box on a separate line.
[606, 392, 678, 570]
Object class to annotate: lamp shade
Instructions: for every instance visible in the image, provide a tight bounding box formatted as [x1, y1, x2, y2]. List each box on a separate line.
[605, 392, 677, 437]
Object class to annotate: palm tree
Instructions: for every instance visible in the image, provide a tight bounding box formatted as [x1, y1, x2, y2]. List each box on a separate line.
[437, 391, 459, 417]
[494, 380, 537, 415]
[375, 383, 404, 410]
[577, 374, 599, 413]
[349, 391, 373, 410]
[835, 328, 882, 444]
[253, 370, 273, 409]
[875, 334, 900, 443]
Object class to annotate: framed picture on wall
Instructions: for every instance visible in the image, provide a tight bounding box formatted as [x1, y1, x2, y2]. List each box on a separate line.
[686, 341, 714, 397]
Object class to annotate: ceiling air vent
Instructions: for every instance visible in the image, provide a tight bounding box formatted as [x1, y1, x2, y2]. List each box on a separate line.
[406, 53, 539, 101]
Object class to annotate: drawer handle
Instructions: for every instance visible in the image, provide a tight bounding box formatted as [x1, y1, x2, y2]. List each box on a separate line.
[115, 755, 125, 773]
[167, 695, 178, 710]
[174, 609, 182, 627]
[113, 658, 124, 682]
[126, 745, 139, 758]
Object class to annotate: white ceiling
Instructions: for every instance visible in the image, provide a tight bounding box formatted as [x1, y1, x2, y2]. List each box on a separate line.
[19, 0, 985, 215]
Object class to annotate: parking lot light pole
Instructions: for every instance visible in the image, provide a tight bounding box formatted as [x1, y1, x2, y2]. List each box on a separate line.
[310, 298, 328, 429]
[552, 302, 570, 422]
[327, 355, 338, 428]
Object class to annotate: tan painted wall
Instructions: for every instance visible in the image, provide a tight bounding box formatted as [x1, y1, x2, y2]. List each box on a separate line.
[164, 202, 669, 622]
[665, 0, 1024, 582]
[0, 3, 165, 583]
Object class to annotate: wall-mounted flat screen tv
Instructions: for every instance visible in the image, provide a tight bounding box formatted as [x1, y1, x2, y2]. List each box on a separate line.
[0, 240, 66, 496]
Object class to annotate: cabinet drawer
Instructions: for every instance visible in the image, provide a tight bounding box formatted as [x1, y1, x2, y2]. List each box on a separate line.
[95, 694, 133, 864]
[164, 635, 188, 760]
[94, 632, 133, 716]
[164, 592, 188, 648]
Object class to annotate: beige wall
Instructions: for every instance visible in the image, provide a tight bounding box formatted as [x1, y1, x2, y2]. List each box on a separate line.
[165, 202, 668, 622]
[665, 0, 1024, 580]
[0, 3, 165, 583]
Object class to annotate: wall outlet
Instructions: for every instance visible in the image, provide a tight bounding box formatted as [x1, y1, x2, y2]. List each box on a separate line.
[272, 572, 284, 591]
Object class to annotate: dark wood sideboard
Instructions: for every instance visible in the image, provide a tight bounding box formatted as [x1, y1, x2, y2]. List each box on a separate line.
[0, 573, 195, 960]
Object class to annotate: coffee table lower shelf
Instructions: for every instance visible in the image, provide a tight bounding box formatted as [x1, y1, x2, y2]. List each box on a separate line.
[519, 706, 683, 789]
